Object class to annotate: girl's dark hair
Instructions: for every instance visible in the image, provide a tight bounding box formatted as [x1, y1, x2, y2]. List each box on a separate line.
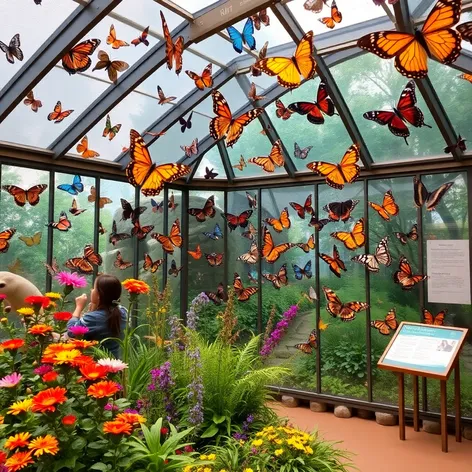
[95, 274, 123, 337]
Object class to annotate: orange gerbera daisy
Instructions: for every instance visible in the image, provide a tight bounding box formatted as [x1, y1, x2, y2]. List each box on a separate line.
[4, 450, 34, 471]
[103, 419, 133, 435]
[28, 324, 53, 336]
[28, 435, 59, 456]
[116, 412, 146, 425]
[70, 354, 95, 367]
[79, 363, 108, 381]
[122, 278, 150, 294]
[32, 387, 67, 413]
[41, 343, 76, 363]
[1, 339, 25, 350]
[69, 339, 98, 349]
[87, 380, 119, 398]
[4, 432, 31, 450]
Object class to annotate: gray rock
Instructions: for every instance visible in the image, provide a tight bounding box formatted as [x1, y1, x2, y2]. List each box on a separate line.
[309, 401, 327, 412]
[423, 420, 440, 435]
[463, 425, 472, 440]
[334, 405, 352, 418]
[375, 412, 398, 426]
[357, 409, 374, 420]
[281, 396, 299, 408]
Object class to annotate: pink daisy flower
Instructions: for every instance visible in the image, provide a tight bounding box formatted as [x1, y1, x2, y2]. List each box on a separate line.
[0, 372, 22, 388]
[97, 358, 128, 373]
[55, 272, 87, 289]
[68, 326, 89, 336]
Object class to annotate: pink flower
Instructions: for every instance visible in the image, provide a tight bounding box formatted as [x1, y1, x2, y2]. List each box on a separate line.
[0, 294, 6, 301]
[34, 365, 53, 376]
[68, 326, 89, 336]
[55, 272, 87, 289]
[97, 358, 128, 373]
[0, 372, 22, 388]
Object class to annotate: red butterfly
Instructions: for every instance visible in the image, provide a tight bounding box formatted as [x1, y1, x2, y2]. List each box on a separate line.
[47, 211, 72, 232]
[290, 194, 313, 219]
[131, 26, 150, 47]
[275, 99, 293, 120]
[205, 252, 224, 267]
[187, 195, 216, 222]
[222, 210, 253, 232]
[131, 219, 154, 241]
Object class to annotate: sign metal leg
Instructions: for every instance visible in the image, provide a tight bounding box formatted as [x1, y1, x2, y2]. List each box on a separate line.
[455, 363, 461, 443]
[413, 375, 420, 432]
[440, 380, 448, 453]
[398, 373, 405, 441]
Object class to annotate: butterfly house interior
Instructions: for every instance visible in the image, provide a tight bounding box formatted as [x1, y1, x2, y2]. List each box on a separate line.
[1, 0, 472, 422]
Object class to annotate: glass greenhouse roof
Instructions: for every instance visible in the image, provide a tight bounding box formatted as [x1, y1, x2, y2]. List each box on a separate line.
[0, 0, 471, 184]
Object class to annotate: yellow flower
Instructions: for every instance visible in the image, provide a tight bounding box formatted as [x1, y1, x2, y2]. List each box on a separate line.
[305, 446, 313, 454]
[8, 398, 33, 415]
[274, 448, 284, 456]
[207, 454, 216, 461]
[219, 470, 228, 472]
[45, 292, 62, 300]
[252, 439, 263, 447]
[203, 468, 212, 472]
[1, 318, 7, 323]
[199, 454, 207, 460]
[243, 469, 254, 472]
[183, 466, 193, 472]
[275, 439, 283, 445]
[28, 434, 59, 456]
[17, 307, 34, 316]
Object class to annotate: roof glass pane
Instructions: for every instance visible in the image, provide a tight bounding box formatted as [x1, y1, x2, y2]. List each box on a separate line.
[0, 0, 78, 89]
[220, 77, 252, 111]
[330, 52, 446, 162]
[178, 0, 217, 14]
[191, 34, 251, 62]
[265, 78, 353, 172]
[194, 146, 227, 180]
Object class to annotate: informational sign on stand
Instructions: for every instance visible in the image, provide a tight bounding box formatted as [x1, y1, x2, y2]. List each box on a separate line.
[427, 240, 471, 305]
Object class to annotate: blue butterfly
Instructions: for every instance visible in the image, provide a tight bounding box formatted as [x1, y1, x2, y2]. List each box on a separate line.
[293, 260, 313, 280]
[203, 223, 223, 240]
[57, 175, 84, 195]
[151, 198, 164, 213]
[227, 18, 256, 54]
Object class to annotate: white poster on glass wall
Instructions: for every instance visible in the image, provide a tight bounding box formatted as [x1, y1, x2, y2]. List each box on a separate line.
[426, 240, 471, 305]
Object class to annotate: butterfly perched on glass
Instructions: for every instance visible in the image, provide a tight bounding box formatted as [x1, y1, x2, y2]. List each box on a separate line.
[323, 286, 369, 322]
[179, 112, 193, 133]
[331, 218, 365, 251]
[69, 198, 87, 216]
[18, 231, 42, 247]
[157, 85, 176, 105]
[204, 167, 218, 179]
[181, 138, 198, 158]
[294, 142, 313, 160]
[203, 223, 223, 240]
[394, 224, 418, 245]
[114, 252, 133, 270]
[323, 199, 359, 223]
[205, 253, 224, 267]
[263, 264, 289, 289]
[302, 286, 318, 303]
[413, 177, 454, 211]
[246, 192, 257, 209]
[44, 257, 59, 277]
[188, 244, 202, 260]
[132, 219, 154, 241]
[48, 101, 74, 123]
[371, 308, 398, 335]
[151, 199, 164, 214]
[227, 17, 256, 54]
[251, 9, 270, 30]
[151, 219, 182, 254]
[423, 308, 447, 326]
[264, 207, 291, 233]
[248, 82, 265, 101]
[23, 91, 42, 113]
[275, 99, 294, 120]
[237, 242, 259, 264]
[168, 259, 183, 277]
[294, 329, 317, 354]
[57, 175, 83, 195]
[233, 273, 258, 301]
[369, 191, 399, 221]
[296, 234, 315, 253]
[120, 198, 147, 222]
[293, 260, 312, 280]
[233, 156, 247, 171]
[205, 283, 228, 305]
[262, 226, 294, 264]
[62, 38, 101, 74]
[188, 195, 216, 222]
[107, 24, 129, 49]
[319, 0, 342, 29]
[161, 11, 184, 75]
[210, 90, 263, 148]
[303, 0, 329, 13]
[131, 26, 150, 47]
[357, 0, 462, 79]
[308, 215, 331, 231]
[290, 195, 313, 219]
[98, 222, 106, 235]
[66, 244, 102, 275]
[248, 270, 263, 285]
[76, 136, 99, 159]
[186, 63, 213, 90]
[88, 186, 112, 208]
[47, 211, 71, 232]
[393, 255, 427, 290]
[319, 245, 346, 278]
[0, 228, 16, 253]
[109, 220, 131, 246]
[241, 222, 257, 240]
[248, 140, 284, 173]
[143, 253, 164, 273]
[222, 210, 253, 232]
[2, 184, 47, 207]
[102, 114, 122, 140]
[307, 143, 360, 190]
[352, 237, 392, 273]
[126, 130, 191, 196]
[250, 41, 268, 77]
[0, 33, 23, 64]
[168, 192, 178, 211]
[444, 135, 466, 154]
[92, 50, 129, 83]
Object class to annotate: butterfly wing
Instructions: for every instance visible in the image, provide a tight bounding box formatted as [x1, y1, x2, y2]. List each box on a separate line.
[457, 21, 472, 44]
[331, 218, 365, 250]
[233, 272, 258, 301]
[323, 199, 359, 222]
[62, 38, 101, 74]
[316, 81, 336, 116]
[393, 255, 427, 290]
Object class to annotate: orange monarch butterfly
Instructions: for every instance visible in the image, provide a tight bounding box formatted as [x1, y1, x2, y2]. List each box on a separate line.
[457, 21, 472, 43]
[275, 99, 294, 120]
[290, 194, 314, 219]
[131, 26, 150, 47]
[126, 130, 191, 196]
[209, 90, 263, 147]
[102, 114, 122, 141]
[254, 30, 316, 89]
[151, 219, 182, 254]
[458, 73, 472, 83]
[263, 264, 288, 289]
[444, 135, 466, 153]
[168, 259, 183, 277]
[307, 143, 360, 190]
[264, 207, 291, 233]
[157, 85, 176, 105]
[250, 41, 268, 77]
[187, 195, 215, 222]
[143, 254, 163, 273]
[205, 283, 228, 305]
[222, 210, 253, 232]
[47, 211, 71, 232]
[76, 136, 100, 159]
[65, 244, 102, 275]
[185, 63, 213, 90]
[357, 0, 462, 79]
[2, 184, 47, 207]
[261, 226, 295, 264]
[0, 228, 16, 253]
[23, 91, 42, 112]
[319, 245, 346, 278]
[233, 156, 247, 171]
[61, 38, 100, 75]
[369, 190, 399, 221]
[296, 234, 315, 253]
[233, 273, 258, 301]
[322, 286, 369, 322]
[92, 50, 129, 83]
[242, 222, 257, 240]
[393, 255, 427, 290]
[205, 252, 224, 267]
[413, 177, 454, 211]
[132, 219, 154, 241]
[323, 199, 359, 223]
[394, 224, 418, 245]
[161, 11, 184, 75]
[47, 101, 74, 123]
[330, 218, 365, 251]
[120, 199, 147, 222]
[69, 198, 86, 216]
[237, 242, 259, 264]
[319, 0, 342, 29]
[19, 231, 42, 247]
[109, 220, 131, 246]
[371, 308, 398, 335]
[294, 329, 317, 354]
[351, 237, 392, 273]
[114, 251, 132, 270]
[423, 308, 447, 325]
[106, 24, 129, 49]
[248, 140, 285, 173]
[188, 244, 202, 260]
[88, 186, 112, 208]
[248, 82, 266, 101]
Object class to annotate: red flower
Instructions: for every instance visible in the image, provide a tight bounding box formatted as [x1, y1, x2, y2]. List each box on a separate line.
[1, 339, 24, 350]
[0, 450, 6, 463]
[53, 312, 73, 322]
[24, 296, 50, 309]
[61, 415, 76, 426]
[160, 427, 169, 435]
[184, 445, 194, 452]
[32, 387, 67, 413]
[79, 363, 108, 381]
[42, 371, 58, 383]
[87, 381, 119, 398]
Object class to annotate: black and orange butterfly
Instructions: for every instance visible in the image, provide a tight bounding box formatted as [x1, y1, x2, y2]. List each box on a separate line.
[242, 222, 257, 240]
[393, 255, 427, 290]
[186, 63, 213, 90]
[222, 210, 253, 231]
[76, 136, 100, 159]
[413, 177, 454, 211]
[205, 252, 224, 267]
[369, 191, 399, 221]
[423, 308, 447, 326]
[444, 135, 467, 154]
[263, 264, 289, 289]
[394, 224, 418, 245]
[23, 91, 42, 113]
[0, 34, 23, 64]
[294, 329, 317, 354]
[107, 24, 129, 49]
[109, 220, 131, 246]
[47, 211, 72, 232]
[188, 245, 202, 260]
[296, 234, 315, 253]
[143, 253, 164, 273]
[352, 237, 392, 273]
[88, 186, 112, 208]
[251, 9, 270, 30]
[307, 144, 360, 190]
[275, 99, 294, 120]
[331, 218, 365, 251]
[180, 138, 198, 158]
[255, 30, 316, 89]
[161, 11, 184, 75]
[114, 251, 132, 270]
[371, 308, 398, 335]
[233, 273, 258, 301]
[290, 195, 313, 219]
[209, 90, 263, 147]
[132, 219, 154, 241]
[250, 41, 268, 77]
[246, 192, 257, 209]
[357, 0, 462, 79]
[187, 196, 216, 222]
[157, 85, 176, 105]
[62, 38, 101, 74]
[288, 82, 337, 124]
[92, 50, 129, 83]
[0, 228, 16, 253]
[120, 198, 147, 222]
[237, 242, 259, 264]
[319, 0, 342, 29]
[322, 286, 369, 322]
[248, 140, 285, 173]
[151, 219, 182, 254]
[323, 199, 359, 223]
[126, 130, 191, 196]
[458, 73, 472, 83]
[168, 259, 183, 277]
[131, 26, 150, 47]
[308, 215, 331, 231]
[262, 226, 295, 264]
[65, 244, 102, 275]
[319, 245, 346, 278]
[264, 207, 291, 233]
[69, 198, 86, 216]
[2, 184, 47, 207]
[102, 114, 122, 141]
[205, 283, 228, 305]
[47, 101, 74, 123]
[457, 21, 472, 43]
[233, 156, 247, 171]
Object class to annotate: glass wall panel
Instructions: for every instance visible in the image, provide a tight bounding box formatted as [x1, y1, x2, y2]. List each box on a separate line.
[194, 146, 227, 180]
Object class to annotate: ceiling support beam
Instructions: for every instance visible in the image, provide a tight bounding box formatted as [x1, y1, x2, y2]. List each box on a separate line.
[0, 0, 122, 123]
[217, 140, 236, 183]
